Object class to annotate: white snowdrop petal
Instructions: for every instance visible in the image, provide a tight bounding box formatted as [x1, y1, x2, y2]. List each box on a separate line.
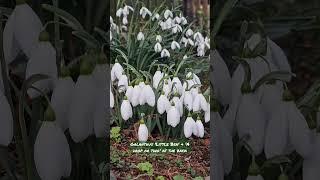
[167, 106, 180, 127]
[110, 89, 114, 108]
[184, 91, 193, 111]
[111, 63, 124, 81]
[144, 85, 155, 107]
[3, 11, 20, 64]
[131, 85, 141, 107]
[125, 86, 134, 102]
[14, 4, 43, 58]
[172, 77, 183, 95]
[118, 74, 128, 93]
[193, 94, 201, 112]
[267, 38, 291, 73]
[138, 124, 148, 142]
[26, 42, 58, 99]
[260, 82, 283, 121]
[51, 77, 75, 131]
[121, 99, 133, 121]
[153, 71, 163, 89]
[288, 102, 312, 158]
[236, 94, 266, 155]
[0, 92, 13, 146]
[68, 75, 96, 142]
[205, 110, 210, 123]
[184, 117, 195, 138]
[137, 32, 145, 41]
[196, 120, 204, 138]
[157, 95, 170, 114]
[34, 122, 72, 180]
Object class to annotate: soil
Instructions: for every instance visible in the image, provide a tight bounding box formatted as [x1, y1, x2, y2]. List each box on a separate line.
[110, 124, 210, 180]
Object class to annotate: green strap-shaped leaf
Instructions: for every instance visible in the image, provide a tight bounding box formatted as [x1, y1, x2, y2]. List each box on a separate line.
[42, 4, 84, 31]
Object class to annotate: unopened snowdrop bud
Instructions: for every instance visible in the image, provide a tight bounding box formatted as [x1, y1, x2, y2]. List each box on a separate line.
[157, 92, 171, 114]
[0, 92, 13, 146]
[246, 159, 263, 180]
[167, 102, 180, 127]
[111, 62, 124, 81]
[121, 96, 133, 121]
[196, 117, 205, 138]
[50, 74, 75, 131]
[161, 49, 170, 58]
[4, 1, 43, 64]
[138, 119, 148, 142]
[118, 74, 128, 93]
[171, 41, 180, 50]
[26, 31, 58, 98]
[154, 42, 162, 52]
[153, 69, 163, 89]
[137, 32, 145, 41]
[184, 90, 193, 111]
[156, 35, 162, 42]
[184, 114, 196, 138]
[152, 13, 160, 21]
[139, 7, 152, 19]
[34, 113, 71, 180]
[68, 75, 96, 142]
[164, 9, 173, 19]
[186, 29, 193, 37]
[142, 82, 155, 107]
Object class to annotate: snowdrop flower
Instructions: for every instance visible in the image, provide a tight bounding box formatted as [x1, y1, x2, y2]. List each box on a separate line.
[205, 37, 210, 49]
[197, 44, 206, 57]
[236, 89, 266, 155]
[211, 50, 232, 105]
[184, 115, 196, 138]
[110, 89, 114, 108]
[141, 82, 155, 107]
[111, 62, 124, 81]
[137, 32, 145, 41]
[164, 9, 173, 19]
[4, 1, 43, 64]
[193, 91, 208, 112]
[131, 83, 141, 107]
[180, 16, 187, 25]
[186, 29, 193, 37]
[125, 85, 134, 102]
[183, 55, 188, 60]
[172, 76, 183, 95]
[184, 90, 193, 111]
[153, 69, 164, 89]
[26, 31, 57, 99]
[139, 7, 152, 19]
[174, 16, 181, 24]
[171, 41, 180, 50]
[121, 25, 128, 31]
[162, 79, 172, 97]
[0, 92, 13, 146]
[154, 42, 162, 53]
[205, 107, 210, 123]
[118, 74, 128, 93]
[245, 33, 261, 51]
[122, 5, 134, 16]
[152, 13, 160, 21]
[157, 92, 171, 114]
[167, 102, 180, 127]
[194, 32, 204, 44]
[68, 69, 96, 142]
[181, 37, 194, 47]
[138, 119, 148, 142]
[267, 38, 291, 72]
[161, 49, 170, 58]
[195, 117, 205, 138]
[172, 95, 183, 117]
[120, 96, 133, 121]
[172, 24, 182, 34]
[260, 81, 283, 121]
[50, 73, 75, 131]
[156, 35, 162, 43]
[34, 119, 72, 180]
[156, 35, 162, 42]
[122, 16, 128, 25]
[116, 8, 123, 17]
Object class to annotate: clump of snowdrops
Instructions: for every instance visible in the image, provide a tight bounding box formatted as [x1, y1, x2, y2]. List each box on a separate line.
[110, 2, 210, 142]
[212, 19, 320, 180]
[0, 0, 108, 180]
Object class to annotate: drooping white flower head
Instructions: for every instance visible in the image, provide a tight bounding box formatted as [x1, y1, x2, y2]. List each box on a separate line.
[184, 115, 196, 138]
[174, 16, 181, 24]
[183, 55, 188, 60]
[153, 70, 164, 89]
[164, 9, 173, 19]
[171, 96, 183, 117]
[125, 85, 134, 102]
[123, 5, 134, 16]
[141, 83, 155, 107]
[111, 62, 124, 81]
[118, 74, 128, 93]
[4, 2, 43, 64]
[138, 120, 148, 142]
[116, 8, 124, 17]
[0, 92, 13, 146]
[193, 91, 208, 112]
[34, 121, 72, 180]
[152, 13, 160, 21]
[131, 84, 141, 107]
[172, 24, 182, 34]
[171, 41, 180, 50]
[137, 32, 145, 41]
[120, 97, 133, 121]
[139, 7, 152, 19]
[122, 16, 128, 25]
[156, 35, 162, 42]
[157, 93, 171, 114]
[172, 76, 183, 95]
[163, 79, 172, 97]
[186, 29, 194, 37]
[161, 49, 170, 58]
[195, 117, 205, 138]
[183, 90, 193, 111]
[167, 103, 180, 127]
[154, 42, 162, 53]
